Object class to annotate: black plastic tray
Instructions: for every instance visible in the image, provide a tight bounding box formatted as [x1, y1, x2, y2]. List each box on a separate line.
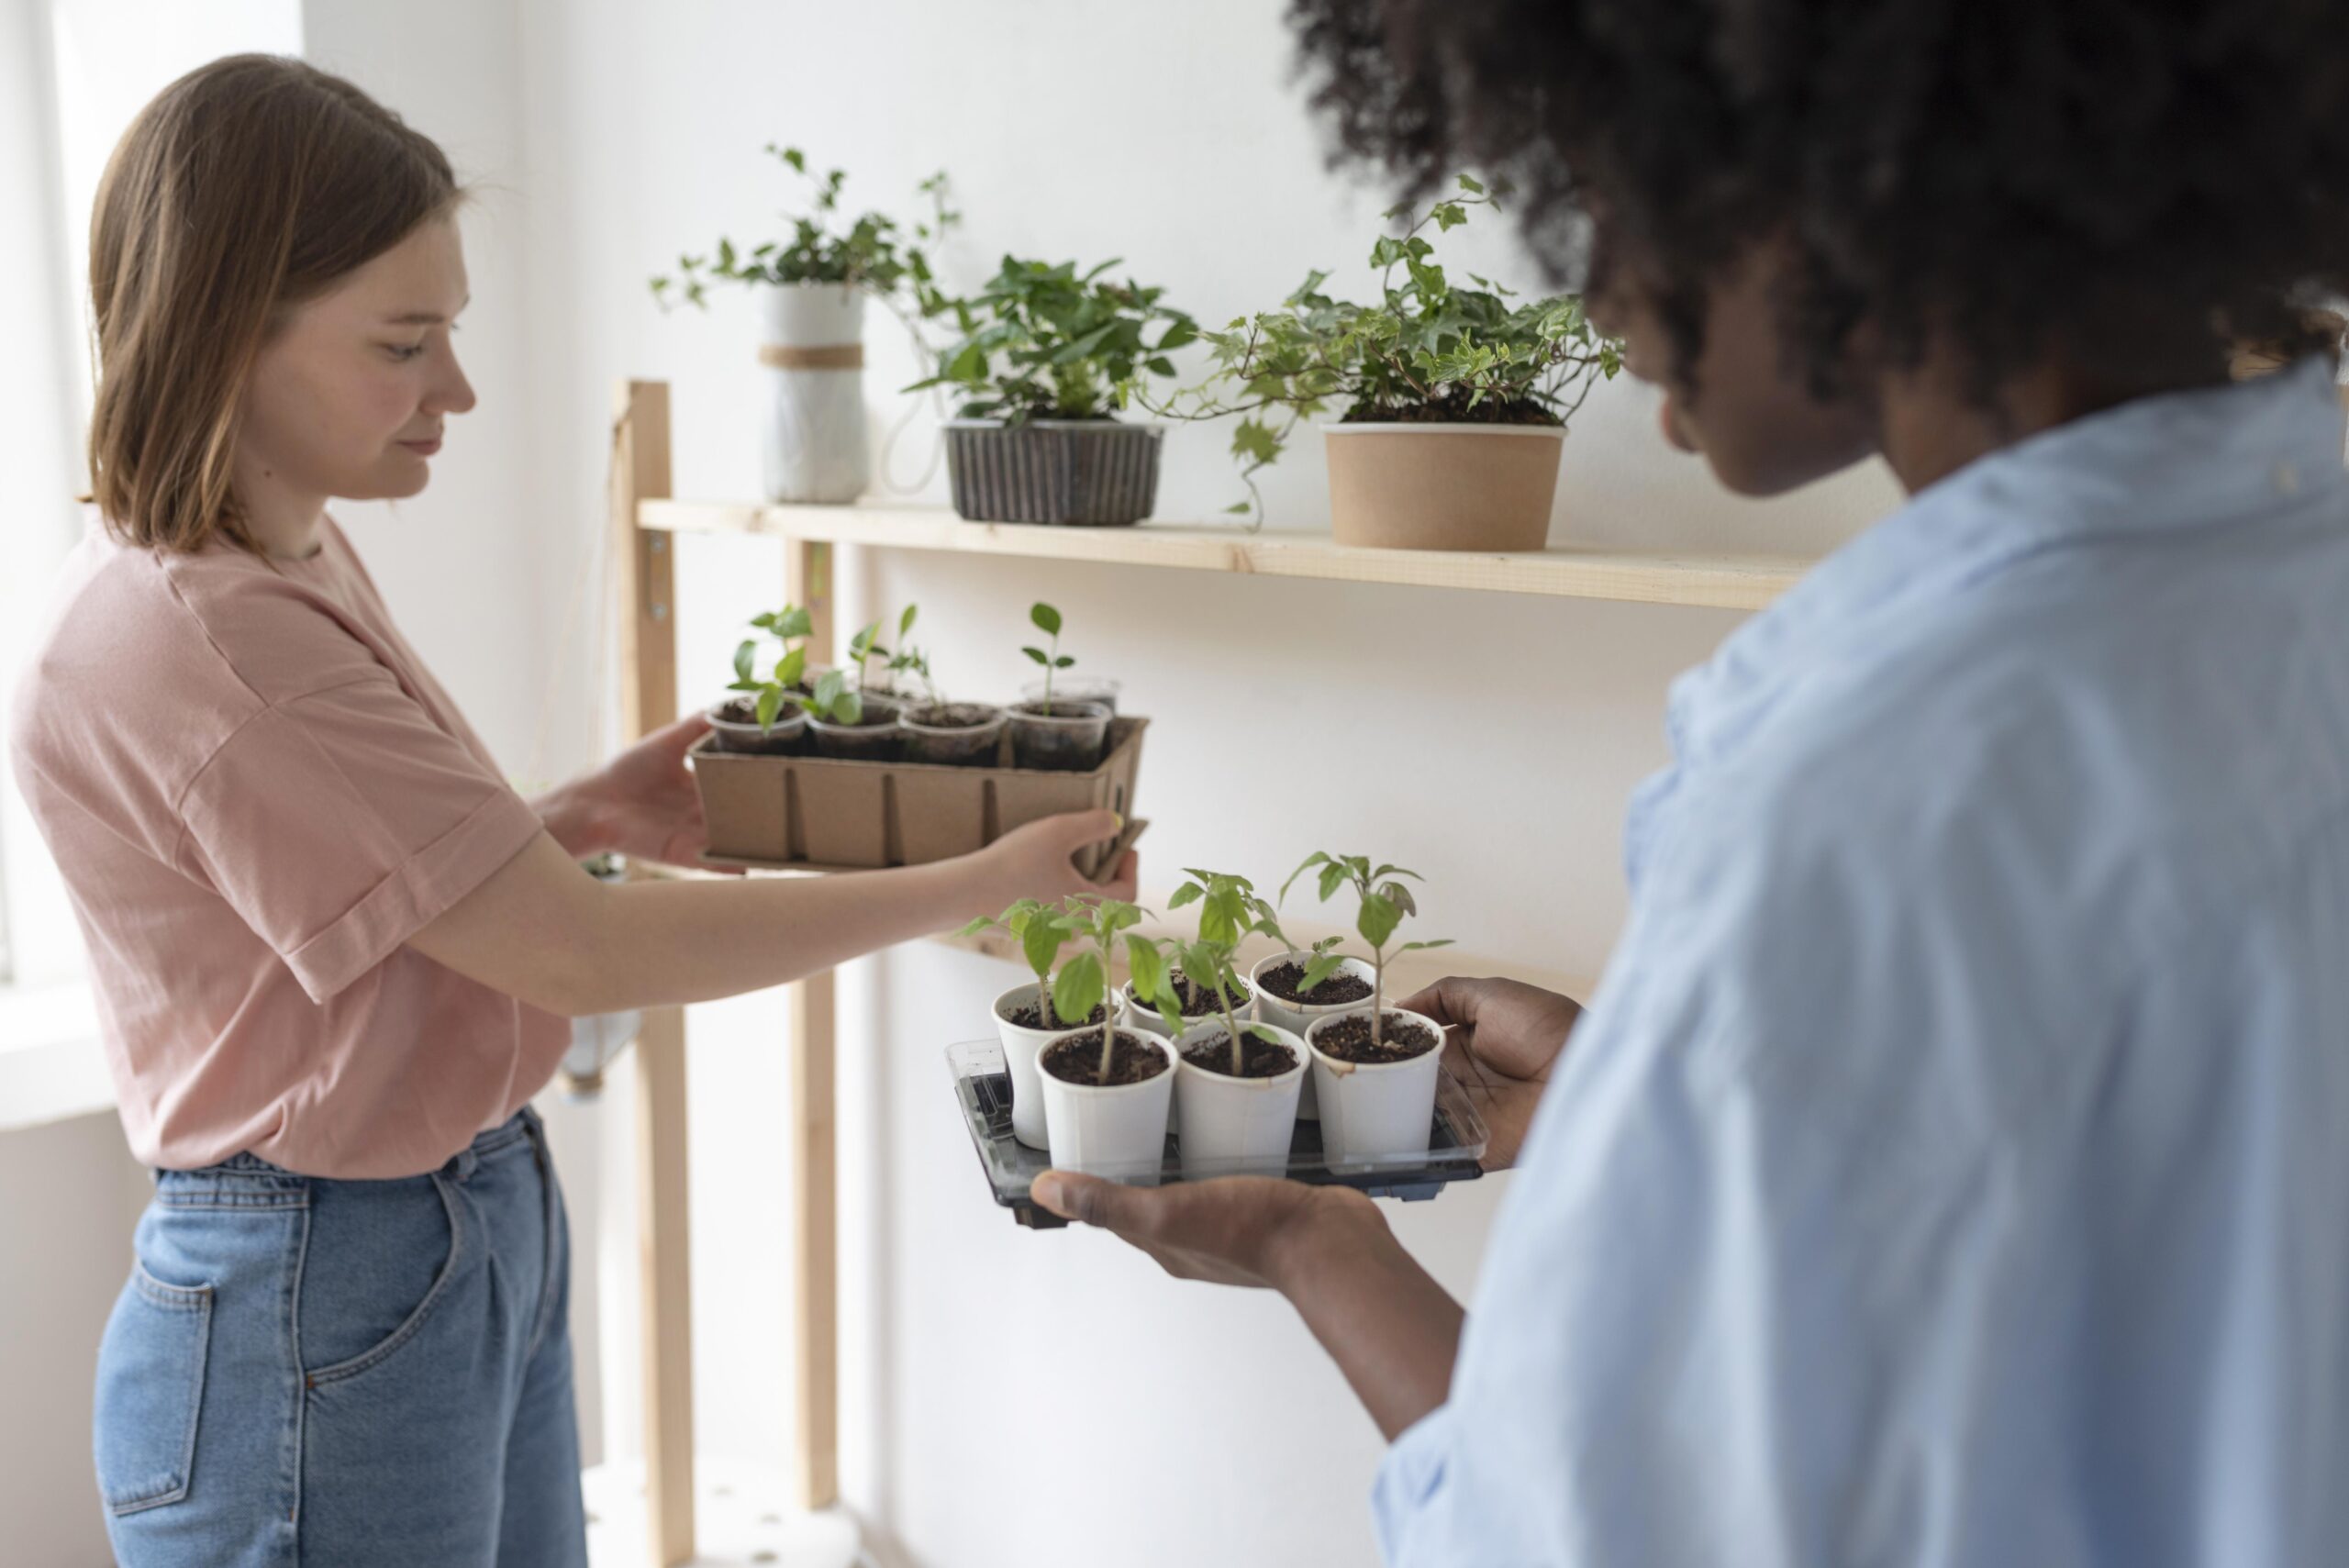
[946, 1040, 1488, 1229]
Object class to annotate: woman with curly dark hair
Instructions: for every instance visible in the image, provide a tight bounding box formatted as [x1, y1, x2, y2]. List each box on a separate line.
[1035, 3, 2349, 1563]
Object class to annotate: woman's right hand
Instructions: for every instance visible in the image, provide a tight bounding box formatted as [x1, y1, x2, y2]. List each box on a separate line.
[968, 809, 1139, 914]
[1396, 976, 1583, 1170]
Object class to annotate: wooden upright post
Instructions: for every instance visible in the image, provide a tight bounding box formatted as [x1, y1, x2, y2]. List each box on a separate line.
[610, 379, 696, 1565]
[787, 539, 841, 1510]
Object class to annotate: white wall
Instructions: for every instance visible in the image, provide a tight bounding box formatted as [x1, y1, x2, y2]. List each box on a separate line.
[514, 4, 1901, 1567]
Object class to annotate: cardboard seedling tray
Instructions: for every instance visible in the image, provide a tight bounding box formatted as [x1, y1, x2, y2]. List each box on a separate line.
[691, 715, 1147, 877]
[944, 1040, 1489, 1229]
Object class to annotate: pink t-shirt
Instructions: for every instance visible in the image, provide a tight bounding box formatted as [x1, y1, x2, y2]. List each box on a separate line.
[7, 510, 567, 1178]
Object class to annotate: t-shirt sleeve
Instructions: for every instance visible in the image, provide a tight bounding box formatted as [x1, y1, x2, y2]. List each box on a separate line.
[173, 665, 546, 1003]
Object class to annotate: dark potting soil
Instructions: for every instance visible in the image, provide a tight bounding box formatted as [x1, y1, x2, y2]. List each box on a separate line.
[1001, 1000, 1109, 1031]
[1315, 1011, 1441, 1064]
[1154, 974, 1253, 1018]
[1040, 1029, 1166, 1087]
[906, 703, 998, 729]
[1180, 1028, 1298, 1080]
[1341, 393, 1562, 427]
[1258, 961, 1374, 1006]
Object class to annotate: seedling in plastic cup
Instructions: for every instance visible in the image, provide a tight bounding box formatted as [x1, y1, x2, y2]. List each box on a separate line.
[1049, 895, 1164, 1084]
[1281, 852, 1453, 1051]
[960, 897, 1075, 1028]
[1022, 602, 1076, 715]
[729, 604, 814, 733]
[1163, 867, 1290, 1075]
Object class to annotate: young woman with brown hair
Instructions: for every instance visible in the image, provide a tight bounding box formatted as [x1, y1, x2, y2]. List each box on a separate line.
[9, 53, 1132, 1566]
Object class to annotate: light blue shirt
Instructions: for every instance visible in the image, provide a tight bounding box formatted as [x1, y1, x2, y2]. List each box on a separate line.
[1375, 360, 2349, 1567]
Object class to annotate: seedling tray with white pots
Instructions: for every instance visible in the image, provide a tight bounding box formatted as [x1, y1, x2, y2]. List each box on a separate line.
[943, 1040, 1489, 1229]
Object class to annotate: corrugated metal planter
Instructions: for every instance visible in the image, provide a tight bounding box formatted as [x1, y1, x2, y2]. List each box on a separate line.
[943, 419, 1164, 526]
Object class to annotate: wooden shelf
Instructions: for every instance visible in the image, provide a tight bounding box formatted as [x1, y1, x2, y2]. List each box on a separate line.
[638, 500, 1811, 612]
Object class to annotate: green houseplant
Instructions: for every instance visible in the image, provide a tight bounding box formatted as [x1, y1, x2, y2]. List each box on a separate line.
[1029, 895, 1178, 1178]
[965, 896, 1096, 1147]
[707, 605, 814, 754]
[1006, 602, 1110, 771]
[890, 603, 1008, 767]
[1156, 177, 1624, 548]
[1283, 852, 1456, 1163]
[911, 255, 1197, 526]
[1152, 868, 1312, 1174]
[651, 146, 957, 505]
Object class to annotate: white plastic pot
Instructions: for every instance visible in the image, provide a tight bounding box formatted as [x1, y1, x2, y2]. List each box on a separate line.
[1036, 1029, 1174, 1183]
[1250, 951, 1378, 1121]
[991, 982, 1076, 1150]
[760, 282, 870, 504]
[1304, 1006, 1447, 1167]
[1118, 976, 1253, 1040]
[1173, 1020, 1305, 1177]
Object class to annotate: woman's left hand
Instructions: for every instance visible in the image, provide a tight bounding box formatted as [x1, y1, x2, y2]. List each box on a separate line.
[548, 713, 718, 868]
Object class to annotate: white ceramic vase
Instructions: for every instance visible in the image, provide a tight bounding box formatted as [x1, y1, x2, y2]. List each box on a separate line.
[760, 282, 869, 504]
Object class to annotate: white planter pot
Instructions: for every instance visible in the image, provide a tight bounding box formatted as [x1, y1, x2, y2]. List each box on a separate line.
[1118, 977, 1255, 1138]
[991, 982, 1076, 1150]
[1036, 1029, 1174, 1183]
[1304, 1006, 1446, 1167]
[1249, 951, 1378, 1121]
[1173, 1021, 1305, 1177]
[1119, 976, 1254, 1040]
[760, 282, 870, 505]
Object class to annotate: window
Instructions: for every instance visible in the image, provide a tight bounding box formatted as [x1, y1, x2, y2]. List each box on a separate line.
[0, 1, 303, 996]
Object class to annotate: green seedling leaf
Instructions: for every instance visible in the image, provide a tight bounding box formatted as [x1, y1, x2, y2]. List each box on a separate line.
[1052, 951, 1106, 1029]
[1030, 602, 1063, 636]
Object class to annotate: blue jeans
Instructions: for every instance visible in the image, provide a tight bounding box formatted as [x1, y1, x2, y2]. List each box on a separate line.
[93, 1106, 588, 1567]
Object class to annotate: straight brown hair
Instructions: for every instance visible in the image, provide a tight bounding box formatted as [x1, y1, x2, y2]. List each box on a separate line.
[81, 54, 466, 555]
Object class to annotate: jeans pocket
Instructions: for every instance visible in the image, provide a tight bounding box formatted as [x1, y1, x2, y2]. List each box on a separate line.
[301, 1171, 465, 1388]
[94, 1264, 213, 1516]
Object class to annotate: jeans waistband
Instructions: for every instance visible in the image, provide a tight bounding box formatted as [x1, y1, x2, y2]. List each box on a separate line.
[156, 1106, 544, 1202]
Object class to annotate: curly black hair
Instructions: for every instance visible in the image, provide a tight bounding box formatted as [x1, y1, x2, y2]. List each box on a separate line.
[1288, 0, 2349, 405]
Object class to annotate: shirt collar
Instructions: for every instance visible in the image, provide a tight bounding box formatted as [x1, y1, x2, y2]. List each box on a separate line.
[1664, 356, 2347, 770]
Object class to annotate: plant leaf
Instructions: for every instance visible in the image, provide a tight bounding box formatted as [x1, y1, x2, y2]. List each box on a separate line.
[1052, 951, 1106, 1028]
[1022, 917, 1066, 982]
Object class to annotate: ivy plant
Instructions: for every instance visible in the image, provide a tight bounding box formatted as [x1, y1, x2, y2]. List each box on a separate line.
[1021, 602, 1076, 713]
[1161, 868, 1294, 1076]
[910, 255, 1197, 422]
[1151, 176, 1624, 519]
[651, 146, 957, 308]
[728, 605, 814, 733]
[1281, 852, 1453, 1051]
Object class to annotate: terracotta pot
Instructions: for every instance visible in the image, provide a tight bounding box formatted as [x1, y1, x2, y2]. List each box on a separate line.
[1321, 422, 1565, 551]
